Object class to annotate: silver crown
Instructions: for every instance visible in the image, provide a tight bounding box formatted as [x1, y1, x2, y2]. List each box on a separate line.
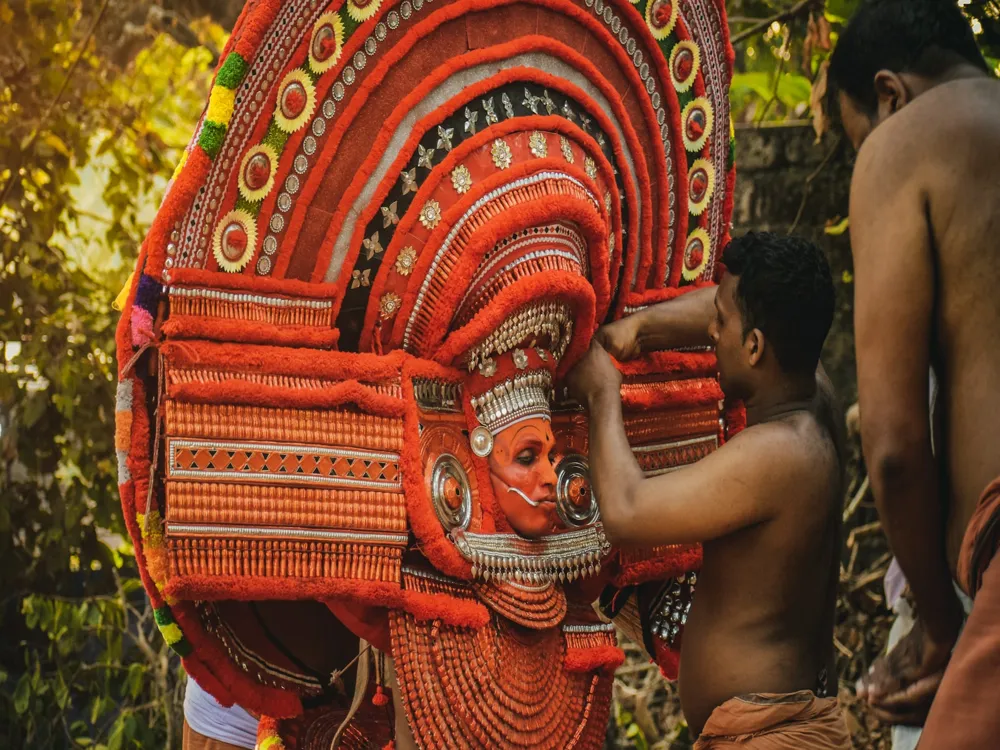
[466, 301, 573, 373]
[469, 370, 553, 435]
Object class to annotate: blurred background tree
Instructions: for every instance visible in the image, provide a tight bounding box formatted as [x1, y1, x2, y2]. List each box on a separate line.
[0, 1, 229, 746]
[1, 1, 997, 748]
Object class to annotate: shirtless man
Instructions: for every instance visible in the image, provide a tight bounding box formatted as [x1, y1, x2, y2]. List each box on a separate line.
[828, 2, 1000, 745]
[568, 232, 849, 748]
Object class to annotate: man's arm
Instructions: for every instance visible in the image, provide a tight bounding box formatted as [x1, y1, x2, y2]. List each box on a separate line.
[850, 128, 965, 649]
[571, 342, 782, 547]
[597, 286, 715, 359]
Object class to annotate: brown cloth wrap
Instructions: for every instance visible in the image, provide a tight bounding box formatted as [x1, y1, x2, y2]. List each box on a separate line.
[918, 477, 1000, 749]
[182, 721, 248, 750]
[693, 691, 850, 749]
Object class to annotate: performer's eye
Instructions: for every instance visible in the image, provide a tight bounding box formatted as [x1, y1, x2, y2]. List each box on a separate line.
[516, 449, 536, 466]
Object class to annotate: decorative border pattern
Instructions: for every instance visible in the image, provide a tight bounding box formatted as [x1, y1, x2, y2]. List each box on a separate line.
[634, 434, 718, 476]
[167, 438, 402, 490]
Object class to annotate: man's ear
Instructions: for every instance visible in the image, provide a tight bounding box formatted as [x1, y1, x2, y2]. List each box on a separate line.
[746, 328, 765, 367]
[873, 69, 910, 118]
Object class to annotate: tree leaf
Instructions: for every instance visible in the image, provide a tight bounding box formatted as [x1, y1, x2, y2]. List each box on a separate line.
[42, 133, 73, 158]
[13, 674, 31, 714]
[825, 216, 850, 236]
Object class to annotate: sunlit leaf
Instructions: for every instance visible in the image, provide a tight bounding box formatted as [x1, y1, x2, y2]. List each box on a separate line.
[825, 216, 850, 236]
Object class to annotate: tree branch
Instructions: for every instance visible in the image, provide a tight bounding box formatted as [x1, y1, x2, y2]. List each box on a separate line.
[730, 0, 819, 46]
[787, 134, 842, 235]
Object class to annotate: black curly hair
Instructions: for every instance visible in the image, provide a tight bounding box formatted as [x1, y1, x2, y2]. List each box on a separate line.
[721, 232, 835, 375]
[829, 0, 988, 116]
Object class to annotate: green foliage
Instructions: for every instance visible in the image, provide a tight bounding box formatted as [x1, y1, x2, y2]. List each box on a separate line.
[730, 70, 813, 115]
[0, 1, 220, 746]
[728, 0, 1000, 125]
[615, 704, 650, 750]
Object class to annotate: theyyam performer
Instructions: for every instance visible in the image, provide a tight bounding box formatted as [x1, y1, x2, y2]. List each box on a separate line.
[113, 0, 738, 746]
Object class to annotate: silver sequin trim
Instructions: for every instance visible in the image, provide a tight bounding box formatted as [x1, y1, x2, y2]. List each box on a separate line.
[167, 523, 408, 545]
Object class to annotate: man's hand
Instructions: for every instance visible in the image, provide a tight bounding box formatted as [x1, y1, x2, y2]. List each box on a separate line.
[567, 340, 622, 407]
[856, 615, 958, 726]
[594, 314, 643, 361]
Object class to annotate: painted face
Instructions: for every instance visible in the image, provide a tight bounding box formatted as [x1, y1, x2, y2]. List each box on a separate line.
[488, 418, 559, 538]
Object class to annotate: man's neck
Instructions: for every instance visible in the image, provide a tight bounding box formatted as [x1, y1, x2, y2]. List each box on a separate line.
[911, 63, 990, 97]
[744, 373, 817, 427]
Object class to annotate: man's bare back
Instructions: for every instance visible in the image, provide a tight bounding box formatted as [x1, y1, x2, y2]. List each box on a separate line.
[853, 76, 1000, 574]
[681, 396, 842, 734]
[913, 79, 1000, 567]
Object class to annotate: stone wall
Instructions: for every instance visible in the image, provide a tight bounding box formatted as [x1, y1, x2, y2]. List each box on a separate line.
[730, 123, 857, 403]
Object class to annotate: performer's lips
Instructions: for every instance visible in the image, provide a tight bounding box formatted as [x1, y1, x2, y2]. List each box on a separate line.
[508, 487, 555, 509]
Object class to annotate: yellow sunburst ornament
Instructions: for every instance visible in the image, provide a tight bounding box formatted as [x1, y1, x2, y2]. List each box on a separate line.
[237, 144, 279, 203]
[670, 41, 700, 94]
[681, 97, 714, 153]
[347, 0, 382, 24]
[686, 159, 715, 217]
[213, 209, 258, 273]
[274, 70, 317, 134]
[308, 13, 345, 74]
[681, 227, 711, 282]
[646, 0, 679, 41]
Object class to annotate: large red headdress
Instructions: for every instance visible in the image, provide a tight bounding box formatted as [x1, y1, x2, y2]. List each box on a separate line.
[115, 0, 736, 745]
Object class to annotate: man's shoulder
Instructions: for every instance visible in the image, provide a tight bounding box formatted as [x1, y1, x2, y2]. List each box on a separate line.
[860, 79, 1000, 168]
[727, 416, 835, 484]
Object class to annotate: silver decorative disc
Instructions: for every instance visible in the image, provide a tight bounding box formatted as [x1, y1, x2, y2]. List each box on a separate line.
[470, 426, 494, 458]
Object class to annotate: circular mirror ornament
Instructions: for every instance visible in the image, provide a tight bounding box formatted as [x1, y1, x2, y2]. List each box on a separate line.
[670, 40, 700, 93]
[308, 13, 345, 74]
[682, 97, 713, 153]
[687, 159, 715, 217]
[431, 454, 473, 532]
[646, 0, 678, 41]
[212, 209, 257, 272]
[238, 144, 278, 203]
[556, 454, 599, 527]
[348, 0, 382, 23]
[682, 227, 711, 281]
[274, 70, 317, 133]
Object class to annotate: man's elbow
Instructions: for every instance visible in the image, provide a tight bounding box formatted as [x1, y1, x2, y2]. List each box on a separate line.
[596, 489, 640, 545]
[867, 440, 932, 506]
